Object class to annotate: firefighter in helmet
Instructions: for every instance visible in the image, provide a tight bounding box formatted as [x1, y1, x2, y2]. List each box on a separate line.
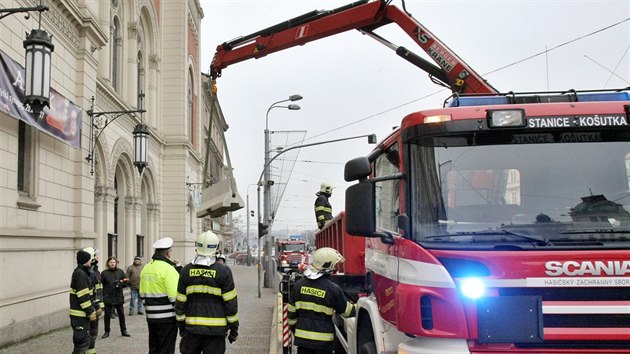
[314, 183, 334, 230]
[287, 247, 356, 353]
[83, 247, 103, 354]
[175, 231, 239, 354]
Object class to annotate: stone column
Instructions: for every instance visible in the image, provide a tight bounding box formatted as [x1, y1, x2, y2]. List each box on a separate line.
[126, 21, 139, 105]
[125, 196, 137, 266]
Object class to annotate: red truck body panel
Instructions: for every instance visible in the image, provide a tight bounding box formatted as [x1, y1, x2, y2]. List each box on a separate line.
[315, 211, 366, 275]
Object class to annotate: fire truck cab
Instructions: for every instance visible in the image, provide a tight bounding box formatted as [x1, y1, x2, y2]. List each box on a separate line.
[338, 90, 630, 353]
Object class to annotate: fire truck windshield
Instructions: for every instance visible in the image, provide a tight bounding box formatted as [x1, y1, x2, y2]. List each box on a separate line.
[407, 139, 630, 248]
[280, 243, 305, 252]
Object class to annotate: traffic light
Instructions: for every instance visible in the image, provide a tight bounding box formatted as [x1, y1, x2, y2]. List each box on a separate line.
[258, 222, 268, 237]
[250, 210, 254, 217]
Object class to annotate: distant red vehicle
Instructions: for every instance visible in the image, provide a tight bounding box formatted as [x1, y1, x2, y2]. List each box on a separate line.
[275, 239, 306, 272]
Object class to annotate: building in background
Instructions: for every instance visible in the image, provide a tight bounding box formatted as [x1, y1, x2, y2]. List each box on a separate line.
[0, 0, 236, 346]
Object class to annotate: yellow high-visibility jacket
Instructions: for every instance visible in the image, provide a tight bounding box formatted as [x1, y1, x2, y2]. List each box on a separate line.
[140, 253, 180, 323]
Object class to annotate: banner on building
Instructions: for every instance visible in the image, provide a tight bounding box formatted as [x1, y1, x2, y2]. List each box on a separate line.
[0, 48, 81, 148]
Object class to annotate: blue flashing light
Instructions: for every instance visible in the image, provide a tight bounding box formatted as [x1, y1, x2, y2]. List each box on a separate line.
[460, 278, 486, 299]
[448, 91, 630, 107]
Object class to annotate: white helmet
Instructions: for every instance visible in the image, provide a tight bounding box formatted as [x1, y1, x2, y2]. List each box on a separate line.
[320, 182, 334, 194]
[311, 247, 344, 273]
[195, 231, 220, 256]
[83, 247, 97, 262]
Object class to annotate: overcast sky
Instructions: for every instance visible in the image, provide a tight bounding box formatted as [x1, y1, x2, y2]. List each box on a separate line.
[199, 0, 629, 237]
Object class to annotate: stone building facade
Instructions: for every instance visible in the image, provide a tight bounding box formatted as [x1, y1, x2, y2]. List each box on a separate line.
[0, 0, 234, 346]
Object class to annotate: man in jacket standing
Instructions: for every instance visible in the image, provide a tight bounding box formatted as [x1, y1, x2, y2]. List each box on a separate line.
[287, 247, 356, 354]
[314, 183, 334, 230]
[126, 256, 144, 315]
[175, 231, 239, 354]
[70, 250, 97, 354]
[140, 237, 180, 354]
[101, 256, 130, 338]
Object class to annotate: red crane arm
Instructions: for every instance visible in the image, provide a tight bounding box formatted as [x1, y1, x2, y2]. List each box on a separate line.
[210, 0, 497, 94]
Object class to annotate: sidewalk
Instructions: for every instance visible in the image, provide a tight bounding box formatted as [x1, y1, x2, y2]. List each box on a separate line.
[0, 264, 277, 354]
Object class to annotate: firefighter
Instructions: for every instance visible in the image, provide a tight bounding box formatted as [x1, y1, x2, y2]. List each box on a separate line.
[82, 247, 104, 354]
[70, 250, 98, 354]
[287, 247, 356, 354]
[140, 237, 180, 354]
[175, 231, 239, 354]
[314, 183, 334, 230]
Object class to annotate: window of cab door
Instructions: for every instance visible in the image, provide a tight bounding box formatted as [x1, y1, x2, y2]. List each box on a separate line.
[374, 143, 400, 233]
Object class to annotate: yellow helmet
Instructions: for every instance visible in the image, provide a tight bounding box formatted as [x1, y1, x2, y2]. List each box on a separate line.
[320, 182, 334, 194]
[195, 231, 220, 256]
[311, 247, 344, 273]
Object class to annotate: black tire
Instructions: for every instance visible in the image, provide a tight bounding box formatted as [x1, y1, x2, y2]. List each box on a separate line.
[358, 341, 377, 354]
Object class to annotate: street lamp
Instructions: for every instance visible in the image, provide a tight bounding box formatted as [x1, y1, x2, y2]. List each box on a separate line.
[1, 2, 53, 115]
[263, 94, 302, 288]
[258, 133, 377, 290]
[246, 183, 258, 267]
[85, 92, 148, 176]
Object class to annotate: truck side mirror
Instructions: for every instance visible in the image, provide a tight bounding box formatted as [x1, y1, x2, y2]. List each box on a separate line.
[344, 157, 371, 182]
[345, 181, 376, 236]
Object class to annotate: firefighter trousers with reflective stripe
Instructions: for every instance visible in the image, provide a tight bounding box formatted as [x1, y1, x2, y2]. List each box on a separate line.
[71, 317, 91, 354]
[88, 318, 98, 354]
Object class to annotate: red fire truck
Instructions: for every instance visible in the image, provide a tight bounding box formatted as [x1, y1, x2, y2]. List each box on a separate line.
[276, 238, 307, 272]
[210, 1, 630, 352]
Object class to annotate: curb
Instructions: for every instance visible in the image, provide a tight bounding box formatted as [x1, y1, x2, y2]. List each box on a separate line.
[269, 293, 282, 354]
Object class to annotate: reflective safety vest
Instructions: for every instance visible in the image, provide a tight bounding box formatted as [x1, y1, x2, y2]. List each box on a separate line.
[69, 265, 96, 318]
[287, 275, 355, 351]
[140, 255, 180, 323]
[175, 262, 239, 336]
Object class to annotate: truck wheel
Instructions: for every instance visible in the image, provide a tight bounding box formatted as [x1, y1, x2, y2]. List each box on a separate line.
[358, 341, 377, 354]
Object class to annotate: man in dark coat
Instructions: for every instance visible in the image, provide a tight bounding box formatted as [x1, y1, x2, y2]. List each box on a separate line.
[100, 256, 130, 338]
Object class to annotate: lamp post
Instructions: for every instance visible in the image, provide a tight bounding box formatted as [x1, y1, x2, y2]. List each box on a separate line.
[1, 2, 53, 115]
[257, 133, 377, 290]
[246, 183, 258, 267]
[86, 92, 148, 175]
[263, 94, 302, 288]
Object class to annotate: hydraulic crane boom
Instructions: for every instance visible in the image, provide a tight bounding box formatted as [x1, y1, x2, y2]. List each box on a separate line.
[210, 0, 497, 94]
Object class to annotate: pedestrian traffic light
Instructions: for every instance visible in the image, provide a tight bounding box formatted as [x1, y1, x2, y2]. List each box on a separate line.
[258, 222, 268, 237]
[250, 210, 254, 217]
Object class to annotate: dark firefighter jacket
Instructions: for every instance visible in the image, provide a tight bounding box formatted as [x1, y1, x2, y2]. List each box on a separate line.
[287, 275, 355, 351]
[140, 253, 180, 323]
[314, 192, 332, 230]
[69, 265, 96, 318]
[101, 267, 127, 305]
[88, 263, 104, 311]
[175, 262, 239, 336]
